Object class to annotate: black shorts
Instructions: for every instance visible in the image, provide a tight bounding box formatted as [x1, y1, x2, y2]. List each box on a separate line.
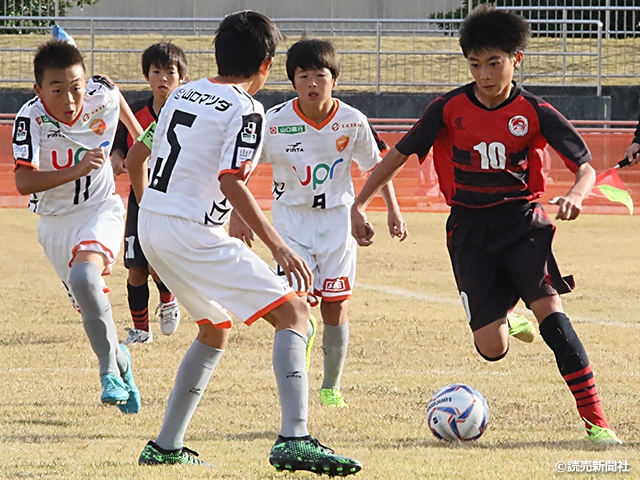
[123, 187, 148, 269]
[445, 201, 574, 332]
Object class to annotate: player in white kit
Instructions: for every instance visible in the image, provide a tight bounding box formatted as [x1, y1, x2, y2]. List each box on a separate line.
[133, 12, 362, 475]
[231, 38, 408, 408]
[13, 39, 143, 413]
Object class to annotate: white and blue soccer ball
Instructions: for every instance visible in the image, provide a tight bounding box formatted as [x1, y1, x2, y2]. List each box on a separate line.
[426, 384, 489, 441]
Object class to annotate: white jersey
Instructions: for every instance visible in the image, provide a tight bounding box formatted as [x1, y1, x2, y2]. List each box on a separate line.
[12, 76, 120, 216]
[140, 78, 264, 226]
[262, 98, 381, 209]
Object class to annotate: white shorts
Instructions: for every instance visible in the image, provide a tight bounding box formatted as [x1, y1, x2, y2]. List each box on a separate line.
[37, 194, 125, 308]
[272, 202, 356, 302]
[138, 210, 295, 328]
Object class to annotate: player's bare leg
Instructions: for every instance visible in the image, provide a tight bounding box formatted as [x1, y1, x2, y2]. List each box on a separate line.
[473, 317, 510, 361]
[319, 299, 349, 407]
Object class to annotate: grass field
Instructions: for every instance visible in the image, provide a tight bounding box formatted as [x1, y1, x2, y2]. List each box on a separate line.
[0, 32, 638, 90]
[1, 208, 639, 479]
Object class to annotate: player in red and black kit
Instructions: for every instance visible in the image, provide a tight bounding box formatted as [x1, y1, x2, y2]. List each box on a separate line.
[111, 42, 187, 345]
[351, 5, 621, 443]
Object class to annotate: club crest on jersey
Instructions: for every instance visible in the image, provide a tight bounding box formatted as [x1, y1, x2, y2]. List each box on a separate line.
[90, 118, 107, 135]
[508, 115, 529, 137]
[336, 135, 349, 152]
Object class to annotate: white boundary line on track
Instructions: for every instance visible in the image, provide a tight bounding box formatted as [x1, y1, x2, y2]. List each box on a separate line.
[358, 283, 639, 329]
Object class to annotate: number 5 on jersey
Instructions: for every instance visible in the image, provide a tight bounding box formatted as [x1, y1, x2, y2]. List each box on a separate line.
[150, 110, 196, 193]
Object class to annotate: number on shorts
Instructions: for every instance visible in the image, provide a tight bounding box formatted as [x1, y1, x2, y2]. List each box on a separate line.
[124, 235, 135, 259]
[149, 110, 196, 193]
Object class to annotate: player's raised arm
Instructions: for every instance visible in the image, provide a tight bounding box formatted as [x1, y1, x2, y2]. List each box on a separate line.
[351, 147, 409, 246]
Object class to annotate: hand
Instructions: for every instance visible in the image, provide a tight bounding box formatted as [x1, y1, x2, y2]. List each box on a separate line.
[229, 210, 254, 248]
[76, 147, 105, 176]
[111, 150, 127, 176]
[549, 192, 584, 221]
[272, 244, 313, 292]
[387, 209, 408, 242]
[625, 142, 640, 166]
[351, 204, 375, 246]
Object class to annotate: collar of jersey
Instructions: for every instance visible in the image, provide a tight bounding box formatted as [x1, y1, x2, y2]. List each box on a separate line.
[41, 98, 83, 127]
[465, 80, 521, 111]
[292, 98, 339, 130]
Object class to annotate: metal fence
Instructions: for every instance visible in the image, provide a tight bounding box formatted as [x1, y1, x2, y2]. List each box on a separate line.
[0, 8, 636, 94]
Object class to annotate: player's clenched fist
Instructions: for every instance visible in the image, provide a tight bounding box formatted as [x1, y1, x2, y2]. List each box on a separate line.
[76, 147, 106, 175]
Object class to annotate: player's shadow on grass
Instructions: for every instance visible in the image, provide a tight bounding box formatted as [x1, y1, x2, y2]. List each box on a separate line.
[376, 437, 639, 450]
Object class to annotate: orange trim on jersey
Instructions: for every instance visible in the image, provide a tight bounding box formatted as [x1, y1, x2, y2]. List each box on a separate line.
[245, 291, 297, 326]
[69, 240, 116, 268]
[319, 294, 351, 302]
[293, 98, 339, 130]
[196, 318, 233, 329]
[41, 98, 83, 127]
[218, 161, 253, 182]
[13, 160, 37, 172]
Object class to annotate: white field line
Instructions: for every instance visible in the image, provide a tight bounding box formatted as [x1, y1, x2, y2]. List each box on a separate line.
[358, 283, 639, 329]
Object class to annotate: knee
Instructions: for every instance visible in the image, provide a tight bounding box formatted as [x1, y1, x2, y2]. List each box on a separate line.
[127, 266, 149, 286]
[69, 262, 101, 294]
[197, 322, 230, 350]
[475, 342, 509, 362]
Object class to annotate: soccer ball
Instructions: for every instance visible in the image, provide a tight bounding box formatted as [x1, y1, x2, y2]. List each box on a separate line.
[426, 384, 489, 441]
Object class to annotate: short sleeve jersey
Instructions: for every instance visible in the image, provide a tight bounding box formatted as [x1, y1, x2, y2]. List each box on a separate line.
[262, 98, 382, 209]
[112, 96, 156, 155]
[13, 75, 121, 216]
[139, 78, 264, 226]
[395, 82, 592, 208]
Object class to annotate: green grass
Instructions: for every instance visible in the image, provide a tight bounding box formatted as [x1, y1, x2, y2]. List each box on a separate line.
[0, 32, 638, 91]
[1, 208, 639, 479]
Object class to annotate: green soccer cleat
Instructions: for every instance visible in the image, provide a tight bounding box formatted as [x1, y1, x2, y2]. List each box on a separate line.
[507, 312, 536, 343]
[100, 373, 129, 406]
[118, 344, 141, 414]
[269, 435, 362, 477]
[584, 419, 623, 445]
[138, 440, 212, 466]
[306, 315, 317, 373]
[319, 388, 349, 408]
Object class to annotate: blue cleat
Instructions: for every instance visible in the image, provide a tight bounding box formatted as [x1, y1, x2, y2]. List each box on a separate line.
[100, 374, 128, 406]
[118, 344, 141, 414]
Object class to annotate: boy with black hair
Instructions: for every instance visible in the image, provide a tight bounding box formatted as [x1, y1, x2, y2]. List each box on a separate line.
[351, 4, 621, 443]
[111, 41, 188, 345]
[13, 39, 144, 413]
[133, 11, 362, 474]
[231, 38, 407, 408]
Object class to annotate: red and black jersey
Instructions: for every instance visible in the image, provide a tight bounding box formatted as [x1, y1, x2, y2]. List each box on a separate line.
[111, 96, 157, 155]
[396, 82, 591, 208]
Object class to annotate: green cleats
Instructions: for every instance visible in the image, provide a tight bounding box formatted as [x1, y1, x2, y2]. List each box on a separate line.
[584, 419, 622, 445]
[138, 441, 212, 466]
[320, 388, 349, 408]
[100, 374, 128, 406]
[306, 315, 317, 373]
[269, 435, 361, 477]
[507, 312, 536, 343]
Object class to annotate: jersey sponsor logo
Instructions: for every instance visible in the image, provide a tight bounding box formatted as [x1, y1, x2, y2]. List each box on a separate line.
[35, 114, 60, 128]
[454, 116, 466, 130]
[237, 147, 255, 162]
[335, 135, 349, 152]
[13, 144, 28, 159]
[292, 158, 344, 190]
[90, 118, 107, 135]
[508, 115, 529, 137]
[332, 121, 363, 132]
[275, 125, 305, 134]
[285, 142, 304, 152]
[322, 276, 350, 293]
[82, 98, 113, 122]
[14, 120, 28, 141]
[175, 88, 232, 111]
[46, 129, 64, 139]
[50, 140, 110, 169]
[232, 114, 263, 169]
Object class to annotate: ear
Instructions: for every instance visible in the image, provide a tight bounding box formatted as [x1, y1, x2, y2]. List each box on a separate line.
[34, 83, 42, 98]
[513, 51, 524, 69]
[332, 76, 338, 88]
[259, 57, 274, 76]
